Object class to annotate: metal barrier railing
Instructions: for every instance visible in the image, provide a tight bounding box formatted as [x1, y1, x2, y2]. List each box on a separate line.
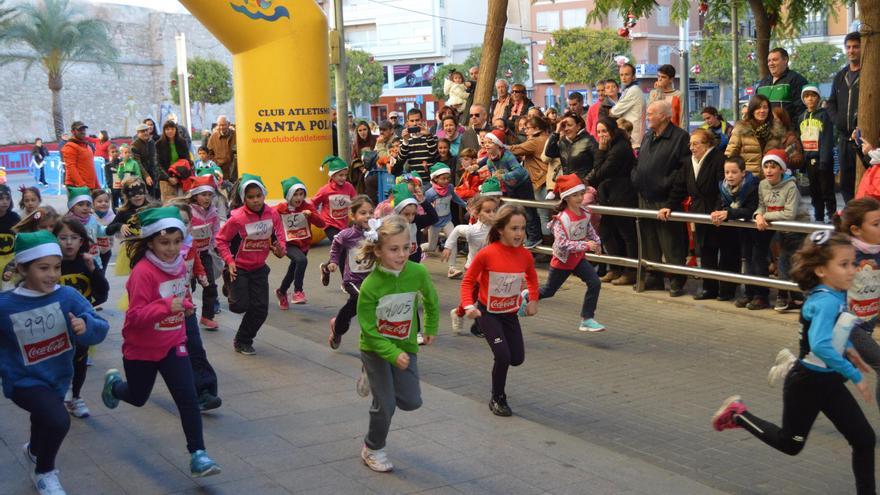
[503, 197, 833, 293]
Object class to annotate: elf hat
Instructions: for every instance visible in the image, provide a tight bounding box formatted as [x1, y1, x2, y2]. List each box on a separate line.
[238, 173, 267, 201]
[320, 155, 348, 177]
[483, 129, 507, 148]
[139, 206, 185, 239]
[479, 177, 503, 196]
[553, 174, 586, 200]
[187, 175, 216, 197]
[429, 163, 452, 179]
[801, 84, 821, 99]
[13, 230, 61, 264]
[761, 149, 789, 171]
[281, 176, 307, 203]
[67, 186, 92, 208]
[391, 183, 419, 214]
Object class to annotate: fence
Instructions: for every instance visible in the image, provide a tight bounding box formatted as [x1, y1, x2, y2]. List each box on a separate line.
[501, 198, 833, 293]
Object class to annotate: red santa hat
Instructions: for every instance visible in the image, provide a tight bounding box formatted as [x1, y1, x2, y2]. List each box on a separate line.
[483, 129, 507, 148]
[186, 174, 217, 196]
[761, 149, 789, 171]
[551, 173, 586, 200]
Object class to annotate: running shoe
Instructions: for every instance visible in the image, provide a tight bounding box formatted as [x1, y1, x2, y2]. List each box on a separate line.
[417, 333, 425, 345]
[22, 442, 36, 466]
[356, 365, 370, 397]
[233, 341, 256, 356]
[773, 297, 791, 312]
[198, 391, 222, 412]
[190, 450, 221, 477]
[767, 348, 797, 387]
[329, 317, 341, 350]
[199, 317, 219, 331]
[578, 319, 606, 332]
[470, 322, 484, 338]
[102, 369, 121, 409]
[361, 445, 393, 472]
[447, 267, 463, 279]
[517, 290, 529, 317]
[64, 398, 90, 418]
[291, 291, 307, 304]
[275, 289, 289, 310]
[32, 469, 65, 495]
[711, 395, 747, 431]
[319, 263, 331, 286]
[450, 308, 463, 334]
[489, 394, 512, 417]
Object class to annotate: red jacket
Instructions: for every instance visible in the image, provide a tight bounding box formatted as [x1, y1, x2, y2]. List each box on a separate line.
[274, 201, 326, 252]
[311, 181, 357, 231]
[85, 136, 111, 161]
[61, 139, 99, 189]
[460, 241, 539, 313]
[216, 204, 286, 271]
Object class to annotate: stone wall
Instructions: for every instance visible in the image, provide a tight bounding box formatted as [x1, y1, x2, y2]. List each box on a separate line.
[0, 1, 235, 145]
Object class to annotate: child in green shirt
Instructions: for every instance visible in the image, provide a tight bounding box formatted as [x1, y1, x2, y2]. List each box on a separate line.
[116, 144, 144, 181]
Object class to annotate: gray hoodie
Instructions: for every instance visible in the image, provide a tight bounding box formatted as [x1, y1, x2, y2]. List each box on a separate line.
[753, 175, 810, 222]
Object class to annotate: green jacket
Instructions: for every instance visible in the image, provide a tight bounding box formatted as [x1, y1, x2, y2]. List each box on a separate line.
[117, 158, 143, 179]
[357, 261, 439, 364]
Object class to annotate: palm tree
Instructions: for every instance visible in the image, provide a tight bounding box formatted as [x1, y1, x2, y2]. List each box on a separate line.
[0, 0, 119, 140]
[0, 0, 15, 28]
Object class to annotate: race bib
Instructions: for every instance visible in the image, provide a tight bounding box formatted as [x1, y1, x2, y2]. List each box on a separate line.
[282, 213, 311, 242]
[567, 218, 589, 241]
[849, 264, 880, 320]
[191, 224, 212, 251]
[801, 126, 820, 152]
[10, 302, 72, 366]
[242, 219, 273, 252]
[329, 194, 351, 220]
[347, 247, 372, 274]
[435, 195, 452, 217]
[376, 292, 416, 340]
[156, 277, 188, 331]
[487, 271, 524, 313]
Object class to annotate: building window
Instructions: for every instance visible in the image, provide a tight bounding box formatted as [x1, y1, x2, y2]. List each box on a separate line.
[656, 6, 669, 27]
[345, 24, 378, 51]
[538, 50, 547, 72]
[562, 8, 586, 29]
[536, 11, 560, 32]
[658, 45, 673, 65]
[803, 12, 827, 37]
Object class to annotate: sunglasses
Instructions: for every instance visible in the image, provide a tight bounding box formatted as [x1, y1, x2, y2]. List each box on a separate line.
[512, 90, 525, 94]
[470, 113, 481, 117]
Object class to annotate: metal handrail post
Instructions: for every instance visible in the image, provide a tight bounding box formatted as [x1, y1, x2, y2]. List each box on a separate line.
[635, 217, 644, 292]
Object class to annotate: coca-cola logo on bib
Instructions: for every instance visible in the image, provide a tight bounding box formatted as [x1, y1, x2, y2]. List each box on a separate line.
[25, 333, 71, 363]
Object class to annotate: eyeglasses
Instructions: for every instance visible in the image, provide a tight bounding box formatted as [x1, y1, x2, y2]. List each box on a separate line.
[512, 90, 525, 94]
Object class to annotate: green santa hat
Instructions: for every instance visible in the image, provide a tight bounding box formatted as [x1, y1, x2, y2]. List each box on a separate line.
[391, 183, 419, 214]
[429, 162, 452, 180]
[281, 176, 307, 203]
[67, 186, 93, 209]
[238, 173, 267, 201]
[480, 177, 503, 196]
[138, 206, 186, 239]
[14, 231, 62, 264]
[320, 155, 348, 177]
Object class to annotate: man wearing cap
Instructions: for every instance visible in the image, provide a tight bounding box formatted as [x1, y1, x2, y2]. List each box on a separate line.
[61, 121, 100, 189]
[484, 129, 543, 249]
[131, 123, 158, 197]
[387, 111, 404, 137]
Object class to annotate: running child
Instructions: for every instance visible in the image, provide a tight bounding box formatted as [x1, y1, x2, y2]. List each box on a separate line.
[520, 174, 604, 332]
[274, 176, 325, 308]
[188, 175, 221, 330]
[105, 177, 150, 277]
[460, 204, 539, 417]
[312, 155, 357, 243]
[101, 206, 221, 477]
[325, 195, 375, 349]
[19, 186, 41, 217]
[91, 189, 115, 273]
[216, 174, 286, 355]
[356, 215, 438, 472]
[712, 230, 875, 495]
[386, 183, 437, 265]
[0, 231, 108, 495]
[422, 163, 466, 254]
[65, 187, 103, 271]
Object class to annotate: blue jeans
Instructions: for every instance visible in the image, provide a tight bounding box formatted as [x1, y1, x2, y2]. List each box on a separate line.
[538, 259, 601, 319]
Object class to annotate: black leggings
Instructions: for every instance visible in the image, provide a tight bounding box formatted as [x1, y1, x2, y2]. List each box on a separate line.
[229, 265, 270, 346]
[70, 343, 89, 399]
[195, 250, 218, 320]
[335, 284, 360, 336]
[112, 346, 205, 453]
[325, 227, 341, 244]
[279, 245, 308, 293]
[476, 304, 525, 397]
[99, 250, 112, 277]
[185, 313, 218, 397]
[736, 363, 875, 494]
[11, 386, 70, 474]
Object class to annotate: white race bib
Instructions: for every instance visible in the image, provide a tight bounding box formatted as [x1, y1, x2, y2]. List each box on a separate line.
[567, 217, 589, 241]
[487, 271, 524, 313]
[376, 292, 416, 340]
[801, 126, 820, 152]
[435, 195, 452, 217]
[10, 302, 72, 366]
[191, 224, 212, 251]
[329, 194, 351, 220]
[282, 213, 311, 242]
[156, 277, 188, 331]
[242, 219, 273, 252]
[849, 265, 880, 320]
[347, 247, 372, 274]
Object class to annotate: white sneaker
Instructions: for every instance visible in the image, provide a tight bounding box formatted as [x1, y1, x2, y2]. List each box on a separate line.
[417, 333, 425, 345]
[450, 308, 463, 334]
[356, 365, 370, 398]
[32, 469, 66, 495]
[768, 348, 797, 387]
[361, 445, 393, 472]
[22, 442, 36, 466]
[64, 398, 90, 418]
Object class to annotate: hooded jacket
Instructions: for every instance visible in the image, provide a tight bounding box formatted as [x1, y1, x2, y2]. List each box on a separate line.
[753, 175, 810, 222]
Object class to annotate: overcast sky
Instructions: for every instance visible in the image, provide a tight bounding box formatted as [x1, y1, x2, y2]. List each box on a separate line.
[90, 0, 189, 13]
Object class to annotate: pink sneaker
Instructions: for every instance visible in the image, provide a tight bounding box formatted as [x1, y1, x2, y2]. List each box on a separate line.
[292, 291, 306, 304]
[711, 395, 747, 431]
[275, 289, 289, 310]
[199, 317, 219, 331]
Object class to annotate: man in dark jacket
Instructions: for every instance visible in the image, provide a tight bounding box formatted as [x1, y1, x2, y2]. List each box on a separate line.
[756, 48, 808, 122]
[459, 104, 491, 152]
[631, 100, 691, 296]
[827, 31, 861, 203]
[130, 123, 158, 197]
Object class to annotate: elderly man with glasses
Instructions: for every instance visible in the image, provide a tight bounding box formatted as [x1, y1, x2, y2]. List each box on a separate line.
[460, 104, 491, 152]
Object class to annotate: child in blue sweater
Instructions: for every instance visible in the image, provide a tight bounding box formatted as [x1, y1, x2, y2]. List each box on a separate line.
[422, 163, 466, 255]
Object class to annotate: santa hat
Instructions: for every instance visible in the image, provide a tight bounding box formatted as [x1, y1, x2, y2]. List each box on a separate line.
[868, 149, 880, 166]
[483, 129, 507, 148]
[138, 206, 186, 239]
[801, 84, 821, 99]
[281, 176, 307, 203]
[553, 174, 586, 200]
[391, 183, 419, 214]
[320, 155, 348, 177]
[761, 149, 789, 171]
[479, 177, 503, 196]
[187, 175, 216, 197]
[67, 186, 92, 208]
[429, 163, 452, 179]
[13, 231, 61, 264]
[238, 173, 267, 201]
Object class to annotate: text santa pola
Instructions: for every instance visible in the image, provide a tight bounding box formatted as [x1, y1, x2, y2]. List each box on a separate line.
[254, 107, 331, 133]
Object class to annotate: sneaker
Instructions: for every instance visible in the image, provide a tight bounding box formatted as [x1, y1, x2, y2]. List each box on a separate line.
[356, 365, 370, 398]
[578, 318, 606, 332]
[746, 297, 770, 310]
[199, 317, 219, 331]
[361, 445, 393, 472]
[768, 348, 797, 387]
[291, 291, 306, 304]
[470, 322, 484, 338]
[233, 341, 256, 356]
[450, 308, 463, 334]
[447, 267, 463, 279]
[328, 317, 341, 350]
[64, 398, 90, 418]
[489, 394, 512, 417]
[22, 442, 36, 466]
[711, 395, 747, 431]
[734, 296, 750, 308]
[198, 391, 222, 412]
[190, 450, 221, 477]
[102, 369, 121, 409]
[517, 290, 529, 317]
[417, 333, 425, 345]
[32, 469, 65, 495]
[773, 298, 791, 312]
[524, 239, 541, 250]
[319, 263, 330, 287]
[275, 289, 289, 310]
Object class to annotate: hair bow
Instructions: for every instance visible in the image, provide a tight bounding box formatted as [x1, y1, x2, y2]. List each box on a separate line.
[810, 230, 830, 245]
[364, 218, 382, 242]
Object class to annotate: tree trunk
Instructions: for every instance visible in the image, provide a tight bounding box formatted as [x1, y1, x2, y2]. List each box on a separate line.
[48, 71, 64, 141]
[474, 0, 508, 109]
[747, 0, 772, 80]
[856, 0, 879, 188]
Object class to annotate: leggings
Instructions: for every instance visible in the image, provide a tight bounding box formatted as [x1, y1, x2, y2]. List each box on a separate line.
[99, 250, 112, 277]
[279, 245, 308, 293]
[185, 313, 218, 397]
[425, 222, 454, 253]
[325, 227, 341, 245]
[229, 265, 270, 346]
[476, 303, 524, 397]
[11, 386, 70, 474]
[195, 250, 218, 320]
[334, 283, 360, 336]
[539, 259, 600, 319]
[70, 343, 89, 399]
[362, 350, 421, 450]
[849, 327, 880, 414]
[112, 346, 205, 453]
[735, 363, 875, 494]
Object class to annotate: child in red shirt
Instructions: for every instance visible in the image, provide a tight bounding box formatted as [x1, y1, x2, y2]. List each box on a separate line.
[274, 176, 326, 308]
[312, 156, 357, 243]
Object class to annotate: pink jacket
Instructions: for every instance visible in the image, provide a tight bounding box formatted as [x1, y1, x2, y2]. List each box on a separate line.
[311, 181, 357, 231]
[190, 203, 220, 252]
[122, 257, 194, 361]
[216, 205, 285, 271]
